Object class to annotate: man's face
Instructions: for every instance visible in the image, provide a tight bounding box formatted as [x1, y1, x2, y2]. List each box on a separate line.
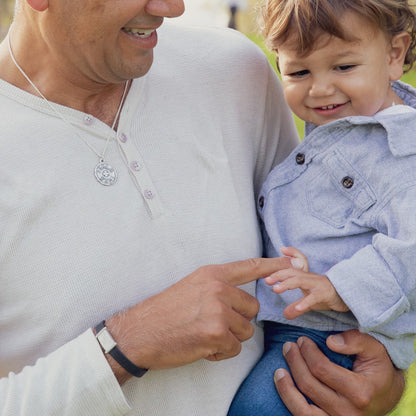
[45, 0, 184, 84]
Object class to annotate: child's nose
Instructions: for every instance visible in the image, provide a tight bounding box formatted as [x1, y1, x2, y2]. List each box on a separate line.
[309, 77, 335, 97]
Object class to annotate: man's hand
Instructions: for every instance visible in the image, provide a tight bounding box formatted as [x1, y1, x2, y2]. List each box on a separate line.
[274, 330, 405, 416]
[105, 256, 292, 383]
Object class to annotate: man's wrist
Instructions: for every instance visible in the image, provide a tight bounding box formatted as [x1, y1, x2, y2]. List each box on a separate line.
[95, 321, 148, 378]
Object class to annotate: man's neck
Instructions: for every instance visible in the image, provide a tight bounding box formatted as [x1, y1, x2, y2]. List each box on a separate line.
[0, 34, 131, 127]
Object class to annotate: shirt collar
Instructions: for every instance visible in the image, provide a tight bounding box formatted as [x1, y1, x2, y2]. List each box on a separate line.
[305, 80, 416, 157]
[373, 105, 416, 157]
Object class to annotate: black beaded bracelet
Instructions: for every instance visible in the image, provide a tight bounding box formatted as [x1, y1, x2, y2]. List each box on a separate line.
[95, 321, 148, 378]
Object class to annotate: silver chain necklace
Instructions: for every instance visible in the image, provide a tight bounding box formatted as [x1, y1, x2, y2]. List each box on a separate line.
[7, 32, 128, 186]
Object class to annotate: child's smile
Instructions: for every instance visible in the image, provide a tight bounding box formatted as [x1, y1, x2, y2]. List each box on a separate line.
[312, 102, 349, 118]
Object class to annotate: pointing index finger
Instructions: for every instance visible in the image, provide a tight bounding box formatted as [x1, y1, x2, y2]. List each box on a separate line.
[219, 257, 293, 287]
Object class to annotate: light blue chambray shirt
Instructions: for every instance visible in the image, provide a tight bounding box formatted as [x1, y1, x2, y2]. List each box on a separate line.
[257, 81, 416, 369]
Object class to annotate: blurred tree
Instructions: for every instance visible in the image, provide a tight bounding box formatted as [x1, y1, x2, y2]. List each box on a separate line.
[0, 0, 14, 39]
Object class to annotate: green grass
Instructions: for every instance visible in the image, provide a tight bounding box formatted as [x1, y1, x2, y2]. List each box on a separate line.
[401, 70, 416, 88]
[246, 32, 416, 415]
[390, 363, 416, 416]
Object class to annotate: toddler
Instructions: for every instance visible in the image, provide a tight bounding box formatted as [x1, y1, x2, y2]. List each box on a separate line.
[228, 0, 416, 414]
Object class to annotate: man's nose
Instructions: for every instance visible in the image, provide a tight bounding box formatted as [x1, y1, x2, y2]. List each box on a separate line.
[145, 0, 185, 18]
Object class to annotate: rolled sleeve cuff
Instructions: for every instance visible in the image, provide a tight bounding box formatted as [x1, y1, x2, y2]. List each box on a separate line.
[326, 248, 409, 332]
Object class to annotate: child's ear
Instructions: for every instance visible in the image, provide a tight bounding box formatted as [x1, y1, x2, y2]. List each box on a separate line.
[388, 32, 411, 81]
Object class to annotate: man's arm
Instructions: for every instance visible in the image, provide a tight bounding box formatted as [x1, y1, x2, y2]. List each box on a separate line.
[276, 330, 405, 416]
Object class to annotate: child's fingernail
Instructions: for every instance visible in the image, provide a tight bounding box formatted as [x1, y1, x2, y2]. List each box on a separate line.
[291, 258, 304, 269]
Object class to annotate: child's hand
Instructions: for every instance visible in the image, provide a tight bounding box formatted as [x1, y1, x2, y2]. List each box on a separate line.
[264, 247, 349, 320]
[280, 246, 310, 272]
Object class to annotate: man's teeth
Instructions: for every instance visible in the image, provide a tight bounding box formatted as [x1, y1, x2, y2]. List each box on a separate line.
[123, 28, 154, 38]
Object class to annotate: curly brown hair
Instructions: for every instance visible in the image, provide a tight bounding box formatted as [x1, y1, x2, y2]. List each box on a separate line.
[260, 0, 416, 72]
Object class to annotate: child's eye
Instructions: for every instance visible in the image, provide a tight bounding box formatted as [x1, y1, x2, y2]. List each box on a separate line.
[336, 65, 356, 72]
[288, 69, 310, 78]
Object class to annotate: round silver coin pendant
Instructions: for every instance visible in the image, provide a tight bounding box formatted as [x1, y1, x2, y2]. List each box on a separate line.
[94, 161, 118, 186]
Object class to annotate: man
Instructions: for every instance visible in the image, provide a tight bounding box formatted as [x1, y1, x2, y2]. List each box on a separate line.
[0, 0, 404, 414]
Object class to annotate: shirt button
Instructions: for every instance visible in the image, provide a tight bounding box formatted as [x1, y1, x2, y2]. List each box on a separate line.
[342, 176, 354, 188]
[258, 196, 265, 208]
[296, 153, 305, 165]
[144, 189, 154, 200]
[130, 161, 142, 171]
[83, 115, 94, 126]
[119, 133, 128, 143]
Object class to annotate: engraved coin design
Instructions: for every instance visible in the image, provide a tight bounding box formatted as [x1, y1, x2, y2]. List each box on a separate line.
[94, 161, 118, 186]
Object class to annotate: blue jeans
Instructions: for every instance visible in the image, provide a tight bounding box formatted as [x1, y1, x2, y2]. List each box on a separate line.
[227, 322, 355, 416]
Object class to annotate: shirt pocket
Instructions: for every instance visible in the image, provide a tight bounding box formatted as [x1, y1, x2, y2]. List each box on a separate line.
[306, 150, 376, 228]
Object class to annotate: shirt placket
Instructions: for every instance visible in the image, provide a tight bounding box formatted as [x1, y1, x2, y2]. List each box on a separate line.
[117, 129, 163, 219]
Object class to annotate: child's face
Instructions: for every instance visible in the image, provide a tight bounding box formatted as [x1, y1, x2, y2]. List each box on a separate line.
[276, 12, 406, 126]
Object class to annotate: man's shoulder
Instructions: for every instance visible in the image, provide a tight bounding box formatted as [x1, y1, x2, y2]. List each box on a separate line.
[157, 22, 268, 68]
